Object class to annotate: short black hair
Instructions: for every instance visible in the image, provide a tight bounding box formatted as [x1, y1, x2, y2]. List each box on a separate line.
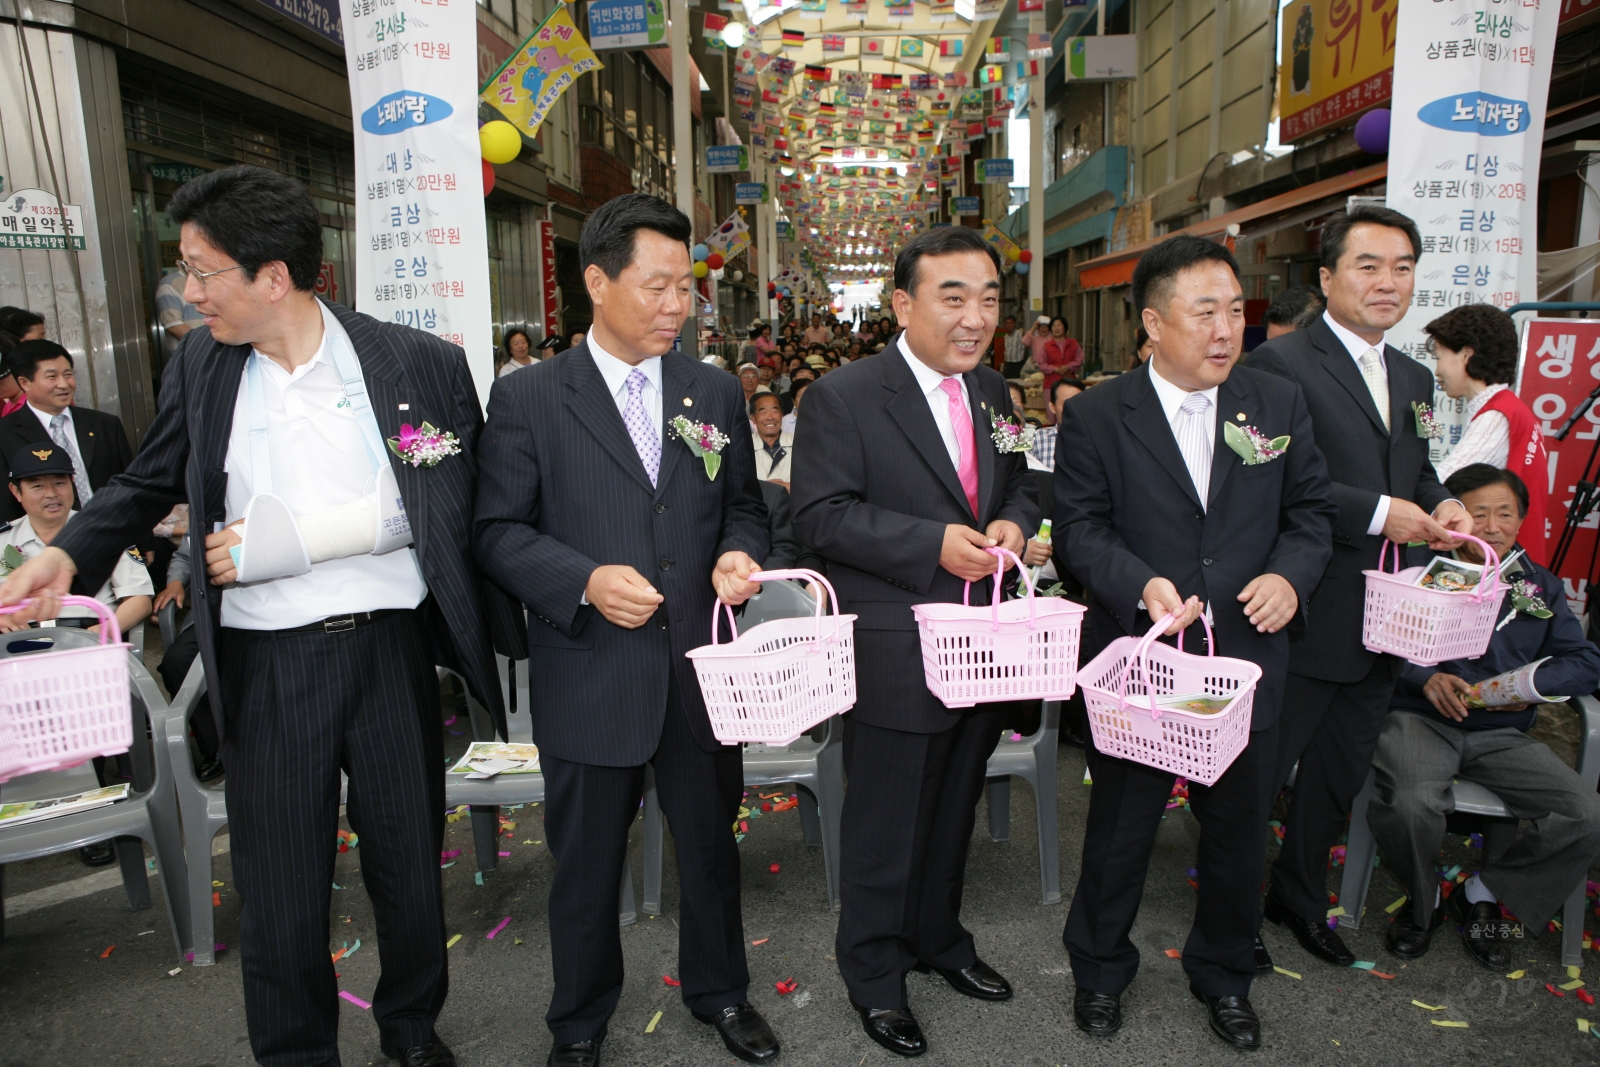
[1051, 378, 1086, 404]
[502, 326, 533, 355]
[0, 307, 44, 338]
[893, 226, 1002, 296]
[10, 339, 72, 381]
[1131, 234, 1241, 313]
[749, 392, 783, 416]
[1424, 305, 1519, 386]
[1444, 463, 1529, 518]
[1320, 204, 1422, 272]
[579, 193, 691, 280]
[1263, 285, 1325, 328]
[167, 165, 324, 290]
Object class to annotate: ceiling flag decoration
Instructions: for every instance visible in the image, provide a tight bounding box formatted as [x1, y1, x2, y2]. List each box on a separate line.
[939, 38, 963, 58]
[1026, 32, 1053, 58]
[899, 38, 924, 58]
[985, 37, 1010, 62]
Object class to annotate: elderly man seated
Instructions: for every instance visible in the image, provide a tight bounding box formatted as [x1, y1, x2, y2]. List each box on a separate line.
[1372, 464, 1600, 969]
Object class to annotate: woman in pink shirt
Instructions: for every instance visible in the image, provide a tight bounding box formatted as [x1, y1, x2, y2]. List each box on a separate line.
[1032, 316, 1083, 395]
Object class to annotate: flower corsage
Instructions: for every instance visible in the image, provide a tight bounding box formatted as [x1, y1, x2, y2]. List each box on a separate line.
[1510, 578, 1553, 619]
[989, 410, 1036, 454]
[1222, 421, 1290, 465]
[669, 415, 730, 480]
[387, 422, 461, 468]
[1412, 401, 1444, 440]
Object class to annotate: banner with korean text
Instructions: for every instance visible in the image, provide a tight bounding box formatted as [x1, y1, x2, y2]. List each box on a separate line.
[340, 0, 495, 407]
[1386, 0, 1560, 456]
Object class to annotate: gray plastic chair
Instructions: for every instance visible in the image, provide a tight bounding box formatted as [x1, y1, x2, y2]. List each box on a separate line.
[983, 699, 1063, 905]
[0, 630, 190, 960]
[641, 579, 847, 913]
[1338, 694, 1600, 968]
[163, 658, 229, 965]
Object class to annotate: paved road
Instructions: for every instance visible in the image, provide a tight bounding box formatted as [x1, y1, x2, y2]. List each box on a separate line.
[3, 730, 1596, 1067]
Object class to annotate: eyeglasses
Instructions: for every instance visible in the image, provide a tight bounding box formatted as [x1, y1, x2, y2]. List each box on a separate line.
[175, 260, 244, 289]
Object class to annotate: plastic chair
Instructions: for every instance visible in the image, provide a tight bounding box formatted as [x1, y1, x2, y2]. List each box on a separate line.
[983, 699, 1063, 905]
[158, 600, 179, 651]
[642, 580, 847, 913]
[163, 657, 229, 965]
[1338, 694, 1600, 968]
[0, 630, 190, 960]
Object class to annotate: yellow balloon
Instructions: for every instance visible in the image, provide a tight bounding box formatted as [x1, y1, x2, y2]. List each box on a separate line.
[692, 261, 710, 278]
[1006, 246, 1022, 262]
[479, 121, 522, 165]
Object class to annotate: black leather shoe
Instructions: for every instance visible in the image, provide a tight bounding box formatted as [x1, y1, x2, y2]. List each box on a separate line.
[1445, 890, 1515, 970]
[1262, 887, 1354, 967]
[1385, 906, 1444, 960]
[380, 1034, 456, 1067]
[911, 958, 1012, 1001]
[1072, 988, 1122, 1036]
[692, 1002, 779, 1063]
[1191, 987, 1261, 1050]
[79, 842, 116, 867]
[195, 755, 225, 782]
[851, 1002, 927, 1057]
[545, 1027, 605, 1067]
[1253, 936, 1274, 975]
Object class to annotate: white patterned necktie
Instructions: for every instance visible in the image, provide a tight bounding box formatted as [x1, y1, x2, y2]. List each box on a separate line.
[1359, 348, 1391, 433]
[1176, 391, 1213, 509]
[622, 368, 660, 486]
[48, 414, 92, 505]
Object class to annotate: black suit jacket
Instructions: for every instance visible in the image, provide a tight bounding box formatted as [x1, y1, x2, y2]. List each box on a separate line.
[789, 336, 1040, 734]
[53, 300, 522, 738]
[473, 342, 769, 767]
[1247, 317, 1452, 683]
[0, 403, 134, 520]
[1054, 361, 1335, 732]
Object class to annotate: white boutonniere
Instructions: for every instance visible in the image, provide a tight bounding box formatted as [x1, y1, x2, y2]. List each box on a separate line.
[988, 410, 1036, 454]
[1412, 401, 1444, 440]
[1222, 421, 1290, 465]
[669, 415, 730, 480]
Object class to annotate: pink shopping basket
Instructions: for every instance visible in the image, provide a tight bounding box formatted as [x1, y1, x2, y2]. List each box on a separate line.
[687, 569, 856, 746]
[912, 546, 1087, 709]
[1361, 534, 1504, 666]
[0, 596, 132, 784]
[1078, 611, 1260, 786]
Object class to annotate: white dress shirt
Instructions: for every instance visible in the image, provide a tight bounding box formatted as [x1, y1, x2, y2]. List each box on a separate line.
[901, 339, 970, 470]
[1148, 361, 1220, 506]
[588, 331, 663, 435]
[222, 302, 427, 629]
[1321, 311, 1400, 536]
[4, 512, 152, 619]
[1435, 384, 1511, 482]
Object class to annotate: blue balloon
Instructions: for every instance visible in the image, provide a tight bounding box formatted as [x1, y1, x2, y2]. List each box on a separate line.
[1014, 261, 1030, 275]
[692, 243, 710, 261]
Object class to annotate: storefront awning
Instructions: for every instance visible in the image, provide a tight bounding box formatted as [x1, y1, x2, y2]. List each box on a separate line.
[1075, 162, 1389, 290]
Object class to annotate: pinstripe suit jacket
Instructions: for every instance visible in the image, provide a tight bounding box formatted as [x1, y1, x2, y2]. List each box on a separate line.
[473, 342, 769, 767]
[53, 300, 523, 738]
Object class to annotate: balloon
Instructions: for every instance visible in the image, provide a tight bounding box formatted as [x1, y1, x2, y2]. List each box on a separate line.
[733, 270, 744, 281]
[1019, 250, 1033, 264]
[481, 158, 496, 196]
[706, 253, 725, 270]
[1014, 261, 1030, 275]
[693, 261, 710, 278]
[1353, 108, 1391, 155]
[692, 243, 710, 261]
[479, 121, 522, 165]
[1006, 246, 1021, 262]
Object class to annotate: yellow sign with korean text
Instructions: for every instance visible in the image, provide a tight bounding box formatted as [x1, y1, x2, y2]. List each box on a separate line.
[1278, 0, 1398, 142]
[480, 4, 603, 140]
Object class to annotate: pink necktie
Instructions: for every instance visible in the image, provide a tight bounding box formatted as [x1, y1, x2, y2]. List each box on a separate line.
[939, 377, 980, 516]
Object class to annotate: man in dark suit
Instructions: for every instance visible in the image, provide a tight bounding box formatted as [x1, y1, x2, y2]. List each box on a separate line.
[474, 194, 775, 1067]
[0, 165, 519, 1067]
[1055, 235, 1335, 1048]
[1248, 206, 1472, 968]
[0, 338, 134, 521]
[790, 227, 1039, 1058]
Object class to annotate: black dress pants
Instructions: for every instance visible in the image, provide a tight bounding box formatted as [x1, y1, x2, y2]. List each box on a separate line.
[219, 612, 445, 1067]
[1064, 723, 1279, 998]
[1269, 657, 1399, 920]
[834, 708, 1007, 1008]
[539, 674, 748, 1043]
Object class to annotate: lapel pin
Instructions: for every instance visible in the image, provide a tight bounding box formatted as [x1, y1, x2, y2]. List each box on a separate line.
[398, 403, 410, 411]
[1236, 413, 1246, 421]
[683, 397, 693, 407]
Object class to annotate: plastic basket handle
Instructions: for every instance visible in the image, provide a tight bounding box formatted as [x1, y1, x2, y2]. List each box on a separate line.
[0, 594, 121, 644]
[958, 545, 1037, 632]
[1376, 533, 1504, 602]
[708, 567, 842, 645]
[1118, 608, 1214, 720]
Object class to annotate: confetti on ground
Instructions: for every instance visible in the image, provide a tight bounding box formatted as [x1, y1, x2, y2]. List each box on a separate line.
[1273, 967, 1301, 979]
[1371, 970, 1397, 980]
[331, 944, 351, 963]
[498, 851, 511, 857]
[775, 979, 798, 995]
[751, 938, 770, 946]
[645, 1011, 663, 1034]
[332, 883, 342, 891]
[474, 871, 484, 886]
[443, 716, 457, 726]
[1385, 896, 1409, 914]
[168, 968, 183, 977]
[440, 862, 456, 869]
[1083, 769, 1093, 785]
[1163, 949, 1182, 959]
[486, 916, 512, 939]
[793, 991, 812, 1008]
[1581, 1019, 1592, 1034]
[213, 892, 221, 907]
[441, 850, 462, 860]
[100, 945, 115, 959]
[446, 935, 462, 949]
[1547, 983, 1566, 997]
[1327, 907, 1347, 918]
[339, 991, 371, 1010]
[1562, 979, 1586, 991]
[1431, 1020, 1468, 1028]
[1572, 965, 1585, 980]
[769, 864, 781, 873]
[1580, 988, 1595, 1005]
[138, 930, 153, 937]
[1507, 969, 1526, 979]
[1350, 961, 1375, 970]
[212, 880, 224, 888]
[662, 975, 681, 987]
[342, 939, 361, 960]
[1412, 1001, 1444, 1011]
[513, 938, 524, 945]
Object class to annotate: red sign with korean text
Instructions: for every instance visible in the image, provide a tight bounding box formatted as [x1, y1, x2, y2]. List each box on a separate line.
[535, 219, 558, 337]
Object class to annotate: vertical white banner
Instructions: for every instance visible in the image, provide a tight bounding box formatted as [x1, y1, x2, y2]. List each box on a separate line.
[1386, 0, 1561, 458]
[340, 0, 495, 409]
